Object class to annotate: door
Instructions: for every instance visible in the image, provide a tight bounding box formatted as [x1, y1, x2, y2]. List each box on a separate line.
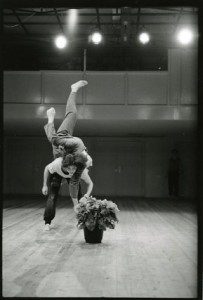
[91, 138, 144, 197]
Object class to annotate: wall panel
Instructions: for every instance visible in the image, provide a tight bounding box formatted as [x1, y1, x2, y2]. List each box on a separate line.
[168, 49, 181, 105]
[127, 72, 168, 105]
[178, 141, 197, 197]
[4, 54, 197, 108]
[85, 72, 125, 104]
[4, 138, 53, 194]
[180, 50, 198, 105]
[4, 71, 41, 103]
[116, 141, 145, 196]
[4, 137, 197, 198]
[4, 139, 35, 194]
[145, 139, 171, 197]
[43, 71, 83, 104]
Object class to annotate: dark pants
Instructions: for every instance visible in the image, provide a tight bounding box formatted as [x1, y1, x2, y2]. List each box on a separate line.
[44, 173, 82, 225]
[168, 173, 179, 196]
[44, 91, 78, 158]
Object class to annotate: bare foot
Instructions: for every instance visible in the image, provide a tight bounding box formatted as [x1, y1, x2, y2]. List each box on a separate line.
[71, 80, 88, 92]
[46, 107, 55, 123]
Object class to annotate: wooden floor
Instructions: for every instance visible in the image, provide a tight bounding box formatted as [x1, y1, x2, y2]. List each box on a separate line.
[3, 195, 197, 298]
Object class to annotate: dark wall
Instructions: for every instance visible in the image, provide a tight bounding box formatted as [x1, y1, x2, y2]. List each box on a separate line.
[3, 48, 197, 198]
[4, 136, 197, 198]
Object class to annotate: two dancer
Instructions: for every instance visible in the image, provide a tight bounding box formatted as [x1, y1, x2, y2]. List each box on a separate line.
[42, 80, 93, 230]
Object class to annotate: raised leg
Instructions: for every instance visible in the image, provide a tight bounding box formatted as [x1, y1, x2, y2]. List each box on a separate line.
[57, 80, 88, 135]
[44, 108, 63, 158]
[44, 80, 87, 149]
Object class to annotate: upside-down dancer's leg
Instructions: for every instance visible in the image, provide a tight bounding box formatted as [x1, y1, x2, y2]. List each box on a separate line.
[44, 80, 87, 139]
[56, 80, 88, 135]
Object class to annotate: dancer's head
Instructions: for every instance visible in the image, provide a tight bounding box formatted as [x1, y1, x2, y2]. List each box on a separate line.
[74, 152, 89, 166]
[61, 154, 77, 176]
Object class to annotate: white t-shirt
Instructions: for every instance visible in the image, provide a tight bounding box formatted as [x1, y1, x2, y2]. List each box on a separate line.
[47, 156, 91, 180]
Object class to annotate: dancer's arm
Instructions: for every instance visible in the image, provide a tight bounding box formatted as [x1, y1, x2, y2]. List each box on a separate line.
[44, 123, 57, 143]
[42, 165, 51, 195]
[69, 163, 86, 201]
[80, 169, 93, 197]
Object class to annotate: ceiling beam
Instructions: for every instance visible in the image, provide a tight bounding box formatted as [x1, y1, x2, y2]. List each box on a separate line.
[3, 0, 198, 9]
[173, 7, 184, 33]
[53, 7, 64, 33]
[3, 11, 198, 17]
[12, 9, 28, 34]
[135, 7, 141, 35]
[95, 8, 101, 29]
[3, 21, 197, 27]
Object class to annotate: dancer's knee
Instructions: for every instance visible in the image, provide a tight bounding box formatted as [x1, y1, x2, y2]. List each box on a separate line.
[51, 181, 61, 189]
[65, 110, 77, 118]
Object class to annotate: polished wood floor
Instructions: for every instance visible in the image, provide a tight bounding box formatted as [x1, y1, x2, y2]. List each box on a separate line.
[3, 195, 197, 298]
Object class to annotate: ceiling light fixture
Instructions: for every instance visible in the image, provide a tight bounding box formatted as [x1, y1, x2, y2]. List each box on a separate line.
[177, 28, 193, 45]
[54, 35, 68, 49]
[138, 32, 150, 44]
[90, 31, 103, 45]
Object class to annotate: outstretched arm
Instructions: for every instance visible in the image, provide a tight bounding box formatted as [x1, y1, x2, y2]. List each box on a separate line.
[44, 123, 56, 143]
[42, 165, 51, 195]
[69, 163, 86, 204]
[80, 169, 93, 197]
[44, 107, 57, 143]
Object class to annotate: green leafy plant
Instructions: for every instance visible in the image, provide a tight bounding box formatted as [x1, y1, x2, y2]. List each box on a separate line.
[75, 196, 119, 231]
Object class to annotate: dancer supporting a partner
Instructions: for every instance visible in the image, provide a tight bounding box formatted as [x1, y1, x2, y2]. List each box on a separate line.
[42, 80, 93, 230]
[42, 153, 93, 231]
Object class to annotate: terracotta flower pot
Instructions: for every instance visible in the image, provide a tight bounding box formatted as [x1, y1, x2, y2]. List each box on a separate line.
[84, 225, 103, 243]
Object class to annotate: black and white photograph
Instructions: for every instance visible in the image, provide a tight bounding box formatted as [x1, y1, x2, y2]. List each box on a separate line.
[2, 0, 201, 298]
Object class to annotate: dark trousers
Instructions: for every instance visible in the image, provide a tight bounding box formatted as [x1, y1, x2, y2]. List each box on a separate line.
[44, 173, 82, 224]
[168, 173, 179, 196]
[44, 91, 78, 158]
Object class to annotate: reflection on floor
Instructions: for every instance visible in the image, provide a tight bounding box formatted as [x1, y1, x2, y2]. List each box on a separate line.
[3, 195, 197, 297]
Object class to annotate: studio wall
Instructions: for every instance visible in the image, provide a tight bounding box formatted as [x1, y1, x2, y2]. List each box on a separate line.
[3, 48, 197, 198]
[3, 136, 197, 198]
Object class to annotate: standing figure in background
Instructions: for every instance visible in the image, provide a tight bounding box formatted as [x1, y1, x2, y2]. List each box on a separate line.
[168, 149, 181, 197]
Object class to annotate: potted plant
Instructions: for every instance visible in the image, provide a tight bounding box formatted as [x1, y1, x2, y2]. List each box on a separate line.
[75, 196, 119, 243]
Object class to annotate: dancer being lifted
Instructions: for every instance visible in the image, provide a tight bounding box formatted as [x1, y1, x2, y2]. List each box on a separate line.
[42, 80, 93, 230]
